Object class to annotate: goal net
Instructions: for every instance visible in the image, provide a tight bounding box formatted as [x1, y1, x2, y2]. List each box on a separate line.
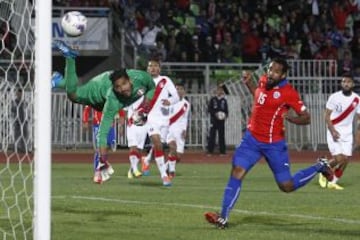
[0, 0, 51, 239]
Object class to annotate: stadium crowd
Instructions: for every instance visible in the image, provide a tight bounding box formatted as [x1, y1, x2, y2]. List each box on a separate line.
[52, 0, 360, 77]
[109, 0, 360, 76]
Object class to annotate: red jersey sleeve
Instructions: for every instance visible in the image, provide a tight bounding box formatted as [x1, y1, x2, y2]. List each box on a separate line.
[93, 110, 103, 125]
[82, 105, 91, 123]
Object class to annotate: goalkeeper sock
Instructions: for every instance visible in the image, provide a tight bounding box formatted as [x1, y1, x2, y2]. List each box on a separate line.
[292, 165, 319, 189]
[220, 176, 242, 220]
[65, 58, 79, 94]
[93, 151, 100, 172]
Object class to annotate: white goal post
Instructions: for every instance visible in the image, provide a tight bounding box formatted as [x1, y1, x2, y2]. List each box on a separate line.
[34, 1, 52, 240]
[0, 0, 51, 239]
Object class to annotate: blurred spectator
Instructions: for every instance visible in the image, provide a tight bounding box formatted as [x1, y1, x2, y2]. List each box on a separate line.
[144, 5, 160, 23]
[135, 10, 146, 32]
[338, 50, 354, 75]
[219, 32, 238, 62]
[165, 27, 179, 61]
[152, 39, 167, 62]
[351, 34, 360, 65]
[327, 27, 344, 48]
[161, 9, 180, 33]
[331, 0, 355, 31]
[176, 24, 192, 61]
[201, 36, 218, 62]
[269, 37, 286, 59]
[286, 40, 300, 60]
[206, 0, 216, 23]
[195, 8, 210, 35]
[188, 35, 202, 62]
[242, 28, 262, 63]
[259, 37, 271, 62]
[320, 38, 338, 60]
[140, 21, 162, 56]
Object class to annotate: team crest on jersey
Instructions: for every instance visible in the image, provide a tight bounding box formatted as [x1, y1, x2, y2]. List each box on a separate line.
[137, 88, 145, 96]
[273, 91, 280, 99]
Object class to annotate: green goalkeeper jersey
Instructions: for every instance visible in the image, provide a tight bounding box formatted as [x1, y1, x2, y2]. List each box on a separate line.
[75, 69, 155, 147]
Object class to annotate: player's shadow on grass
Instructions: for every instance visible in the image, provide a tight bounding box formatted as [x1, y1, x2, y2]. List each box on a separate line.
[234, 216, 360, 238]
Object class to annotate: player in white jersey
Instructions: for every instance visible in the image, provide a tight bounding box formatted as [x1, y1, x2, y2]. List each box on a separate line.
[166, 82, 191, 178]
[125, 96, 148, 179]
[319, 73, 360, 190]
[142, 58, 180, 186]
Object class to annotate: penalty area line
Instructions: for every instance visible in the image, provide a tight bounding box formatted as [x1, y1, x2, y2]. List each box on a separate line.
[52, 195, 360, 225]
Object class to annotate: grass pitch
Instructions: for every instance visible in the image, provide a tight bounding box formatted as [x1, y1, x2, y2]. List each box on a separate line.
[50, 162, 360, 240]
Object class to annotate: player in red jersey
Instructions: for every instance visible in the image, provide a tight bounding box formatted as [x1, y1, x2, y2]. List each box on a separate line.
[204, 58, 333, 229]
[82, 106, 125, 178]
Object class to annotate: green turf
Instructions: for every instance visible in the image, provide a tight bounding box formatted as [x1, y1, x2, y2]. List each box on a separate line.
[1, 163, 360, 239]
[50, 163, 360, 240]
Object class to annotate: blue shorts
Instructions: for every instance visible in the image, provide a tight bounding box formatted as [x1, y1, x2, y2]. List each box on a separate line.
[232, 130, 292, 183]
[93, 125, 116, 148]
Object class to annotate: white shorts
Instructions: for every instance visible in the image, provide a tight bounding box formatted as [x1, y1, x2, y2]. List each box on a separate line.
[166, 126, 185, 153]
[126, 124, 148, 149]
[147, 119, 169, 143]
[326, 131, 353, 156]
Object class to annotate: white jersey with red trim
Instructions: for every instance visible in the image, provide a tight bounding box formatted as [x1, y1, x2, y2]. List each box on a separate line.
[169, 98, 191, 130]
[326, 91, 360, 139]
[147, 75, 179, 124]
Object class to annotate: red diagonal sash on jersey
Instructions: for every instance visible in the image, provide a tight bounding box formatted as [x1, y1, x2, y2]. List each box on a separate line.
[331, 97, 359, 125]
[148, 78, 167, 112]
[135, 78, 167, 113]
[170, 102, 188, 125]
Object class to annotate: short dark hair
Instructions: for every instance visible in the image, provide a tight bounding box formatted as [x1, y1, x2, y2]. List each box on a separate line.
[110, 69, 129, 83]
[272, 57, 289, 74]
[342, 72, 353, 80]
[175, 82, 185, 87]
[148, 56, 161, 66]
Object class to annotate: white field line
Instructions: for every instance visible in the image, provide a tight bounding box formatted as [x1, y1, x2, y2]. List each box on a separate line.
[53, 195, 360, 225]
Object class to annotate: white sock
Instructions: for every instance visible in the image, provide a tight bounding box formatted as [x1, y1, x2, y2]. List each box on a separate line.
[144, 148, 153, 165]
[330, 176, 338, 184]
[155, 156, 168, 178]
[129, 154, 139, 172]
[168, 160, 176, 173]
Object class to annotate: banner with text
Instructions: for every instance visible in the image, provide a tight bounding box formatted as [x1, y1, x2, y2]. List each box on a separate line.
[53, 17, 109, 50]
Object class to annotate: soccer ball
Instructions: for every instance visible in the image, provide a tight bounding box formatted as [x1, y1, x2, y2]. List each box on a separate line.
[216, 111, 226, 120]
[61, 11, 87, 37]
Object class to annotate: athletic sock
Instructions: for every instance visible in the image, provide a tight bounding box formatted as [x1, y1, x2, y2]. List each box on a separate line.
[220, 176, 242, 220]
[154, 149, 167, 178]
[292, 165, 318, 189]
[129, 150, 140, 172]
[167, 155, 177, 172]
[65, 58, 78, 94]
[144, 147, 153, 165]
[334, 168, 343, 178]
[330, 175, 339, 184]
[93, 151, 99, 172]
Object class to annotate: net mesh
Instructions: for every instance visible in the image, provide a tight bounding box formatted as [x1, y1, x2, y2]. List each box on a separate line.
[0, 0, 35, 239]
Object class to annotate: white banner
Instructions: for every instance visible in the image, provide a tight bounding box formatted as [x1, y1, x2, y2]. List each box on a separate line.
[52, 17, 109, 50]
